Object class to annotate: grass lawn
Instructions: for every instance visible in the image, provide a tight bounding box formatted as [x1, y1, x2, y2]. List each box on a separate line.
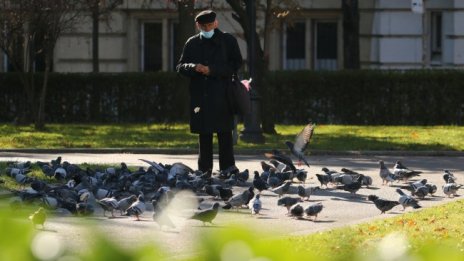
[1, 123, 464, 151]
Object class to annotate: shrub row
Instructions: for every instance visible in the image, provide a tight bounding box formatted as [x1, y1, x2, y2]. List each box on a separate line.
[1, 70, 463, 124]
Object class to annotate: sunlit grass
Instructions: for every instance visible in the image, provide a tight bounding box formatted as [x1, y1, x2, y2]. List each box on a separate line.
[1, 124, 464, 151]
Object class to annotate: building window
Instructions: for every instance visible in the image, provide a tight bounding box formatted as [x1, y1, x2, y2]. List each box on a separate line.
[314, 21, 337, 71]
[141, 22, 162, 72]
[430, 12, 442, 63]
[283, 22, 306, 70]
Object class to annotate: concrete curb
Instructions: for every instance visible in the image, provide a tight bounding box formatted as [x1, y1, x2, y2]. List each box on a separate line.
[1, 148, 464, 156]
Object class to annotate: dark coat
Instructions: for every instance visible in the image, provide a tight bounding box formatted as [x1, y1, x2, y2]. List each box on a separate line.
[176, 29, 243, 134]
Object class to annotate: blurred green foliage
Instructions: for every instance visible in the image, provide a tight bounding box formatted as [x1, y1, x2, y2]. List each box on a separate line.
[1, 199, 463, 261]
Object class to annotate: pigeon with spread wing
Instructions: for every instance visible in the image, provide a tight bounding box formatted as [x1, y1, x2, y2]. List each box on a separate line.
[285, 123, 315, 167]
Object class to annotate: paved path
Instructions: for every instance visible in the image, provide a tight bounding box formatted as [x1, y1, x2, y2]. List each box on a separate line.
[1, 152, 463, 255]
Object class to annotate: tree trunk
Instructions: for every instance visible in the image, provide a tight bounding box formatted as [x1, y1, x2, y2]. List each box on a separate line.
[92, 8, 99, 72]
[342, 0, 360, 69]
[35, 56, 51, 130]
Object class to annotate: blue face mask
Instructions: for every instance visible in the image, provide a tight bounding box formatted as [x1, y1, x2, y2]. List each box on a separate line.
[200, 29, 214, 39]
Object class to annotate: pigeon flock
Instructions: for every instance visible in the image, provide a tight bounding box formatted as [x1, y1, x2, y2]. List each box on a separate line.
[1, 123, 462, 233]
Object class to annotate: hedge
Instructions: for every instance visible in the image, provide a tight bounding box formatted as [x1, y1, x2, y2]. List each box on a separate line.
[0, 70, 463, 125]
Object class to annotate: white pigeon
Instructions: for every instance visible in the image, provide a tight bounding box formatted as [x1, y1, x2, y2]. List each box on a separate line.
[249, 194, 262, 215]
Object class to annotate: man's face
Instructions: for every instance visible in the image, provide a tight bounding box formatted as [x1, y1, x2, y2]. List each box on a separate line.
[197, 20, 218, 32]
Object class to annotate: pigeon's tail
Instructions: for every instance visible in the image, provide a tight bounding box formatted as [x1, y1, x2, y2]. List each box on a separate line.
[367, 195, 379, 201]
[222, 203, 232, 210]
[412, 202, 422, 209]
[396, 188, 406, 196]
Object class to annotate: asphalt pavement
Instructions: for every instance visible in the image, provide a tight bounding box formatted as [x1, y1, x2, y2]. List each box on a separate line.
[1, 152, 463, 255]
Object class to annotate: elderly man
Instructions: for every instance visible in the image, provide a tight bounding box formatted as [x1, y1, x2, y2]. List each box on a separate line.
[176, 10, 243, 176]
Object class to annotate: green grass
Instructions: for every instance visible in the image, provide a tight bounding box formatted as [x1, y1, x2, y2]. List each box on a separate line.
[1, 124, 464, 151]
[282, 199, 464, 260]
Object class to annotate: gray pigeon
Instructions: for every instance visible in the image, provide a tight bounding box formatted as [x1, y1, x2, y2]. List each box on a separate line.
[126, 194, 146, 221]
[379, 160, 396, 185]
[442, 183, 462, 198]
[190, 202, 220, 225]
[271, 181, 292, 197]
[289, 204, 304, 218]
[396, 189, 421, 210]
[277, 196, 302, 213]
[96, 197, 119, 217]
[304, 202, 323, 220]
[223, 187, 254, 210]
[264, 150, 296, 173]
[367, 195, 399, 214]
[285, 123, 315, 167]
[297, 185, 320, 201]
[393, 161, 422, 182]
[117, 195, 137, 215]
[249, 194, 262, 215]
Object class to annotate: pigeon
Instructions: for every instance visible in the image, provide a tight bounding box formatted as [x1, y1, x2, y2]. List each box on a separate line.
[367, 195, 400, 214]
[253, 171, 269, 193]
[236, 169, 249, 182]
[190, 202, 220, 226]
[285, 123, 315, 167]
[217, 187, 233, 202]
[96, 197, 119, 217]
[442, 183, 462, 198]
[304, 202, 323, 221]
[223, 187, 254, 210]
[297, 185, 320, 201]
[425, 183, 438, 196]
[410, 179, 429, 199]
[249, 194, 262, 215]
[260, 161, 274, 172]
[267, 169, 282, 188]
[264, 150, 296, 173]
[289, 204, 304, 218]
[117, 195, 137, 215]
[393, 161, 422, 182]
[29, 207, 46, 228]
[269, 159, 292, 173]
[205, 184, 222, 198]
[443, 170, 457, 183]
[295, 170, 308, 183]
[277, 196, 302, 214]
[379, 160, 397, 185]
[315, 173, 331, 188]
[126, 194, 146, 221]
[337, 174, 364, 196]
[152, 200, 175, 229]
[396, 189, 421, 210]
[271, 181, 292, 197]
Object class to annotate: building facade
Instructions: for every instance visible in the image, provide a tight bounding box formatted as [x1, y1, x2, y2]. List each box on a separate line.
[1, 0, 464, 73]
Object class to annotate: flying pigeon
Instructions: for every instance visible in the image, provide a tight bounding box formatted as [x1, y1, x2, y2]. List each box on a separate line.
[29, 207, 46, 229]
[396, 189, 421, 210]
[304, 202, 323, 221]
[249, 194, 262, 215]
[285, 123, 315, 167]
[190, 202, 220, 226]
[367, 195, 399, 214]
[264, 150, 296, 173]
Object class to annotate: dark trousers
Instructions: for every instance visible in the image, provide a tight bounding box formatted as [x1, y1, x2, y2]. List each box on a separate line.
[198, 131, 235, 172]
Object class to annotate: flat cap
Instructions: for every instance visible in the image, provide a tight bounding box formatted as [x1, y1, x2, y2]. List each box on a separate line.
[195, 10, 216, 24]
